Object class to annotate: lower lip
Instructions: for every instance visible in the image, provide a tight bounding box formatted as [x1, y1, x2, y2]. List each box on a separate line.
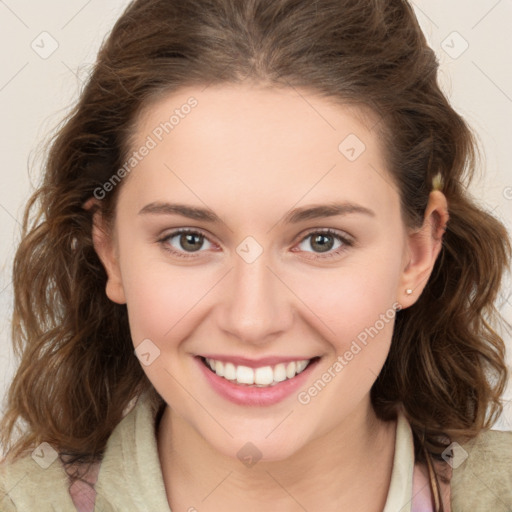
[196, 357, 319, 406]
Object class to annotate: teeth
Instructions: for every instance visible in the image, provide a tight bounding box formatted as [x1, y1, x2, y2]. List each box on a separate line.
[273, 363, 287, 382]
[296, 360, 308, 373]
[224, 362, 236, 380]
[236, 365, 254, 385]
[204, 358, 312, 387]
[215, 360, 224, 377]
[254, 366, 274, 386]
[286, 362, 297, 379]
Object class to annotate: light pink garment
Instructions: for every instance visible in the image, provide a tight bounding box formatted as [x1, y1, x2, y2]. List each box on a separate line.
[66, 460, 101, 512]
[411, 461, 452, 512]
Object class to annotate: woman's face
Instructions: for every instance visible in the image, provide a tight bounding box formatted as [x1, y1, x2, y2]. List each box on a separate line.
[95, 84, 431, 461]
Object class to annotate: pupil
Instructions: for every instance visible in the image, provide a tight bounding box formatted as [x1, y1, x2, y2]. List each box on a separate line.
[181, 233, 202, 252]
[312, 234, 333, 253]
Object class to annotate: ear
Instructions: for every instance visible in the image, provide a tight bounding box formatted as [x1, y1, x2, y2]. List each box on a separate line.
[398, 190, 449, 308]
[83, 198, 126, 304]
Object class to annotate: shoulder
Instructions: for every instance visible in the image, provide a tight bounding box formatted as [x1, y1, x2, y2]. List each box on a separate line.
[450, 429, 512, 511]
[0, 461, 17, 511]
[0, 448, 77, 511]
[0, 391, 160, 511]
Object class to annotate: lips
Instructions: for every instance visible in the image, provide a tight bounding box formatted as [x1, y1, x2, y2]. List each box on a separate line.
[196, 355, 321, 406]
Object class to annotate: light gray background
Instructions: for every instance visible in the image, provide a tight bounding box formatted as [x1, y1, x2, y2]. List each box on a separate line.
[0, 1, 511, 430]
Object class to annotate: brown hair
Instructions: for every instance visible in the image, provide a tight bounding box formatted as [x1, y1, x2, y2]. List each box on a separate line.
[1, 0, 510, 485]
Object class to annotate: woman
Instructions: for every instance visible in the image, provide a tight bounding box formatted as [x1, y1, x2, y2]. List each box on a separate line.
[1, 0, 511, 510]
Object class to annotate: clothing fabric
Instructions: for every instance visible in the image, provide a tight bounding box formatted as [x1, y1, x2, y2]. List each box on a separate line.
[1, 390, 512, 511]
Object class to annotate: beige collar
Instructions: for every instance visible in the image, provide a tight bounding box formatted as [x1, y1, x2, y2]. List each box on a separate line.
[94, 391, 419, 511]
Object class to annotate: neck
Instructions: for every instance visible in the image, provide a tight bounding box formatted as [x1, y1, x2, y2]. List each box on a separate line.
[157, 398, 397, 512]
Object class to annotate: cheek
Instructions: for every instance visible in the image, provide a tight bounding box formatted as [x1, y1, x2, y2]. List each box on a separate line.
[291, 273, 399, 415]
[120, 262, 219, 402]
[287, 249, 403, 347]
[120, 253, 221, 348]
[286, 247, 402, 406]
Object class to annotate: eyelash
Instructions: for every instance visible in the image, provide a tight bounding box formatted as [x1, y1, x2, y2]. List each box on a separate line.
[157, 228, 354, 260]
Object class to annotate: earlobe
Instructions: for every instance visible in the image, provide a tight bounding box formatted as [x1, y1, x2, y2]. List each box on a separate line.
[85, 199, 127, 305]
[399, 190, 449, 307]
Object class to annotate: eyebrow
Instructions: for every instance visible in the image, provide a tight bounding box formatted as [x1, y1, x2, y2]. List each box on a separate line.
[138, 201, 375, 223]
[283, 203, 375, 223]
[139, 202, 220, 221]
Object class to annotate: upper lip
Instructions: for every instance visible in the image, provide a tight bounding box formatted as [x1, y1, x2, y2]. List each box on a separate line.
[198, 354, 318, 368]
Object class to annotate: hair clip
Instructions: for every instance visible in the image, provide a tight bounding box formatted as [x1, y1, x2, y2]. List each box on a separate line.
[432, 172, 444, 191]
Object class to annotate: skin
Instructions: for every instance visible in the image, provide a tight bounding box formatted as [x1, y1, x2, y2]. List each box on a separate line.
[92, 83, 448, 511]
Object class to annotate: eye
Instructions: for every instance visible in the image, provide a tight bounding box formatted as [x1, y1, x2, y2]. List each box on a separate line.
[157, 227, 353, 260]
[294, 228, 353, 259]
[158, 228, 215, 258]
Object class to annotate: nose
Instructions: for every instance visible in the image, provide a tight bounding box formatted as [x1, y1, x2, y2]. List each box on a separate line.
[216, 250, 294, 346]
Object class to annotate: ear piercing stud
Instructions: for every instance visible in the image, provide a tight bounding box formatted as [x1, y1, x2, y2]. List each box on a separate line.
[405, 288, 413, 295]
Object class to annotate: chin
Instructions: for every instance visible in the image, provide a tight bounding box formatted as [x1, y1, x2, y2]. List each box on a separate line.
[204, 425, 314, 465]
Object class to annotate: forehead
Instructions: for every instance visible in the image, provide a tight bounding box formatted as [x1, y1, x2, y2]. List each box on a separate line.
[134, 83, 381, 157]
[120, 84, 400, 223]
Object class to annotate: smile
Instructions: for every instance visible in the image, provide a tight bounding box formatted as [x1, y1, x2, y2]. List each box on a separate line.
[201, 357, 314, 387]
